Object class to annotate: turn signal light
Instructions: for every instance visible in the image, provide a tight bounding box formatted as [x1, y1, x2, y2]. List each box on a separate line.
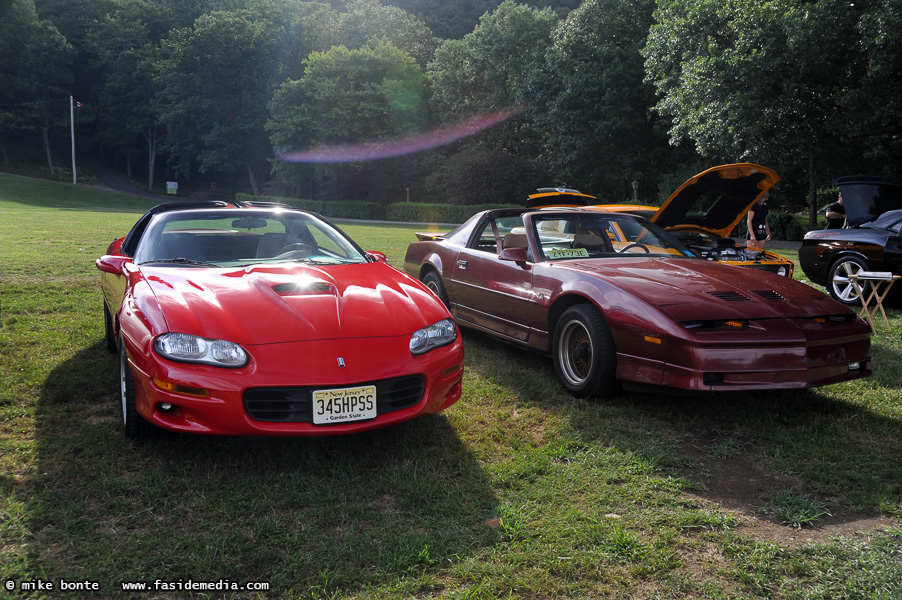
[152, 378, 209, 398]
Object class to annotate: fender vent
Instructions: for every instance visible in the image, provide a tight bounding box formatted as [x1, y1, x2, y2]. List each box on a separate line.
[752, 290, 785, 302]
[707, 291, 751, 302]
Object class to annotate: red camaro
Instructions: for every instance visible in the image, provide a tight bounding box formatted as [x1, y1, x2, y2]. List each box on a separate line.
[97, 201, 463, 437]
[404, 207, 871, 397]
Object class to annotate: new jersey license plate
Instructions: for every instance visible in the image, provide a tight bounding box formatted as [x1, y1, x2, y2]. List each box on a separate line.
[312, 385, 377, 425]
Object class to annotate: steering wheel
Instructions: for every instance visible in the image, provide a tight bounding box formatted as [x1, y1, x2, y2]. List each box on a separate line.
[275, 242, 315, 258]
[618, 243, 650, 254]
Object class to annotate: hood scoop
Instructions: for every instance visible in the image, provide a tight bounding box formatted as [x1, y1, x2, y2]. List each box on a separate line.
[707, 290, 752, 302]
[752, 289, 785, 302]
[273, 281, 334, 296]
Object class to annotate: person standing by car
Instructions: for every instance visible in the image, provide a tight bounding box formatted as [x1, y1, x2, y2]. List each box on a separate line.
[746, 191, 771, 249]
[825, 192, 846, 229]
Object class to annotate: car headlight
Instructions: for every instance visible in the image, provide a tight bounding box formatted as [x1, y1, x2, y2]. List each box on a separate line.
[154, 333, 248, 368]
[409, 318, 457, 355]
[777, 266, 787, 276]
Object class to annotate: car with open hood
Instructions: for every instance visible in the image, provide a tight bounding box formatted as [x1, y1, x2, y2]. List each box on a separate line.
[799, 175, 902, 304]
[588, 164, 794, 277]
[97, 201, 463, 437]
[404, 206, 870, 398]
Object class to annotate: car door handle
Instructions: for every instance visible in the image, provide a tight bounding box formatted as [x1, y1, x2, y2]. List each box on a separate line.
[457, 260, 468, 269]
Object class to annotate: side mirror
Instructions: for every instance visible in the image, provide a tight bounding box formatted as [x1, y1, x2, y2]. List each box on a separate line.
[499, 247, 529, 263]
[367, 251, 387, 263]
[96, 255, 130, 274]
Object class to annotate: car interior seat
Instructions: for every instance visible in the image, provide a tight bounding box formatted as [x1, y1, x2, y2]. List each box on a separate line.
[155, 232, 206, 261]
[256, 232, 294, 257]
[572, 225, 612, 254]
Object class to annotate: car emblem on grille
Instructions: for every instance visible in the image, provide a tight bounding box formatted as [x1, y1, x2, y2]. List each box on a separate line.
[337, 357, 345, 368]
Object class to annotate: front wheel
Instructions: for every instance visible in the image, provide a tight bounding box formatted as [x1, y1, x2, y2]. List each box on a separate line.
[119, 334, 154, 438]
[422, 270, 450, 308]
[552, 305, 618, 398]
[827, 256, 870, 305]
[103, 303, 117, 354]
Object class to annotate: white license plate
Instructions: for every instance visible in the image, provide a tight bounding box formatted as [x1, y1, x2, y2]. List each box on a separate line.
[312, 385, 377, 425]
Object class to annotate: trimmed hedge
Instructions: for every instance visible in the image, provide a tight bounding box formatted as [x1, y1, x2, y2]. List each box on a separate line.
[385, 202, 519, 223]
[236, 193, 386, 220]
[237, 192, 813, 238]
[236, 193, 518, 224]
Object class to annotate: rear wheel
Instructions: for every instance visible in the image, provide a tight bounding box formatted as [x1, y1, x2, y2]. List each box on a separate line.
[552, 305, 618, 398]
[119, 334, 154, 438]
[827, 256, 870, 305]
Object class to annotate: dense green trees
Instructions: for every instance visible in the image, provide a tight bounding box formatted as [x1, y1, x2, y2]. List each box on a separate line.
[527, 0, 669, 200]
[644, 0, 902, 224]
[269, 39, 429, 202]
[1, 0, 73, 172]
[3, 0, 902, 212]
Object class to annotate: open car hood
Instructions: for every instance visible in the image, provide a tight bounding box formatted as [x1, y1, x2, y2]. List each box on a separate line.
[834, 175, 902, 227]
[652, 163, 780, 238]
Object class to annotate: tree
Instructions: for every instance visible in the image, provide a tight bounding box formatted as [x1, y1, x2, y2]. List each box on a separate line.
[430, 1, 558, 123]
[337, 0, 439, 67]
[525, 0, 668, 200]
[427, 1, 559, 202]
[0, 0, 73, 173]
[153, 8, 282, 194]
[269, 39, 428, 202]
[850, 0, 902, 176]
[643, 0, 871, 226]
[101, 45, 163, 189]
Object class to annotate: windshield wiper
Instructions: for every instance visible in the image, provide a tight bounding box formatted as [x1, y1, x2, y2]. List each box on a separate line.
[142, 257, 219, 267]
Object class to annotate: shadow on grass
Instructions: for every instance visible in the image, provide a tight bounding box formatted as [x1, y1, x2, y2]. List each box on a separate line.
[463, 330, 902, 521]
[28, 341, 498, 597]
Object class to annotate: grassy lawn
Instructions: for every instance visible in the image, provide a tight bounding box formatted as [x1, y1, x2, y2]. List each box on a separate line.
[1, 172, 901, 599]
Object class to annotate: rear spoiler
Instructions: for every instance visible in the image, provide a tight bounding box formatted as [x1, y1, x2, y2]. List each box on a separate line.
[415, 231, 447, 241]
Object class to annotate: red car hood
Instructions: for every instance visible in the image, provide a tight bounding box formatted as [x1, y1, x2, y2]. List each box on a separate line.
[140, 261, 447, 344]
[560, 257, 845, 321]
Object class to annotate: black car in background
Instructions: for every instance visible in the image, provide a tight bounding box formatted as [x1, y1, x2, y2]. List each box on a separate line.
[799, 176, 902, 304]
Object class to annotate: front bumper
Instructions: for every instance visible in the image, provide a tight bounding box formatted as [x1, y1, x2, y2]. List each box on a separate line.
[127, 334, 464, 436]
[615, 317, 871, 392]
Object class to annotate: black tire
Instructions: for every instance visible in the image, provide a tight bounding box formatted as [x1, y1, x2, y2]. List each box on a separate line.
[827, 255, 870, 306]
[422, 270, 450, 308]
[103, 303, 117, 354]
[552, 305, 618, 398]
[119, 334, 154, 439]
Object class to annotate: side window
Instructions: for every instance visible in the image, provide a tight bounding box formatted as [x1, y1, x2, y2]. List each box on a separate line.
[469, 216, 526, 254]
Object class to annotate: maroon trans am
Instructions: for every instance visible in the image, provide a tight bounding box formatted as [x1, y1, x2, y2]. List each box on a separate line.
[404, 207, 871, 397]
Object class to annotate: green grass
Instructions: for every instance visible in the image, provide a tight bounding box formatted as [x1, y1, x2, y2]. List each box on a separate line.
[2, 172, 901, 599]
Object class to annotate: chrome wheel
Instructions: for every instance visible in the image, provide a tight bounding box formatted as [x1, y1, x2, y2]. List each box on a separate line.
[557, 318, 593, 387]
[118, 334, 153, 438]
[828, 256, 869, 305]
[552, 305, 617, 398]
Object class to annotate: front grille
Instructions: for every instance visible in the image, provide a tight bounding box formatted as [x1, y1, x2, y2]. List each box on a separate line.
[244, 375, 425, 423]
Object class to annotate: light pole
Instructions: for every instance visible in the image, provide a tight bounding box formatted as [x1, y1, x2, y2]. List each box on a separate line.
[631, 180, 639, 202]
[70, 96, 76, 185]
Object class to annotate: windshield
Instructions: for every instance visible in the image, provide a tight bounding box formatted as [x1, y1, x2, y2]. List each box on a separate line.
[133, 209, 368, 267]
[531, 213, 696, 260]
[860, 209, 902, 232]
